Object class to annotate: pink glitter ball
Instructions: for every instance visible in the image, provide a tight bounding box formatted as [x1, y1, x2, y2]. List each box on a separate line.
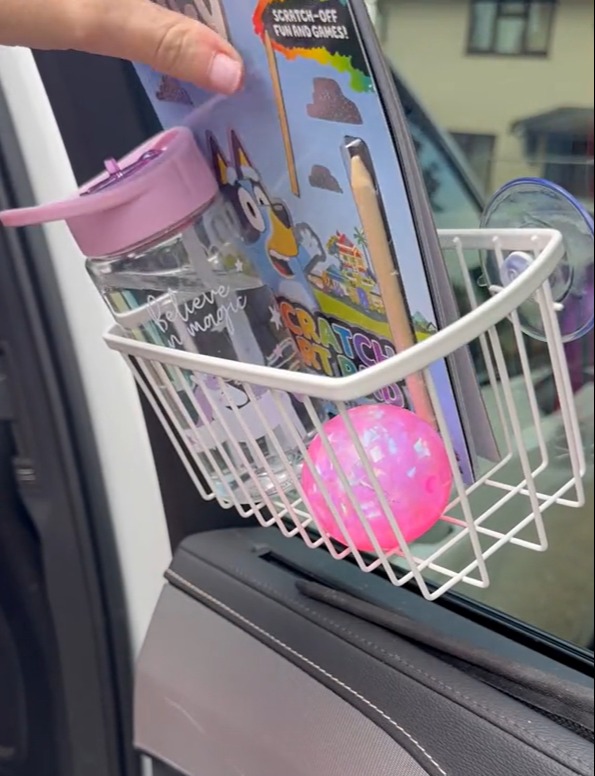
[301, 404, 453, 553]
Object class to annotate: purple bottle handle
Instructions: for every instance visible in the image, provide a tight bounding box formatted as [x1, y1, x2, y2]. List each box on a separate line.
[0, 153, 165, 227]
[0, 126, 219, 257]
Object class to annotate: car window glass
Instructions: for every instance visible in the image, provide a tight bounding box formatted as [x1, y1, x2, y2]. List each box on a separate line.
[378, 0, 594, 652]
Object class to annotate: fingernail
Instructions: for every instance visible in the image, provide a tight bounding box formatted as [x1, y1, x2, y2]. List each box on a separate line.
[209, 53, 243, 94]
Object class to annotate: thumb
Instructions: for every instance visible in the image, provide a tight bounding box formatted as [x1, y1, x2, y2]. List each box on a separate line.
[86, 0, 244, 94]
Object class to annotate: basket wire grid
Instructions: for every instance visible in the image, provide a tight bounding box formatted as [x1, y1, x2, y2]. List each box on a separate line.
[105, 228, 587, 600]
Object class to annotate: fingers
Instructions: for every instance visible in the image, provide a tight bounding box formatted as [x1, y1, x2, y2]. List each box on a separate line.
[83, 0, 244, 94]
[86, 0, 242, 94]
[0, 0, 244, 96]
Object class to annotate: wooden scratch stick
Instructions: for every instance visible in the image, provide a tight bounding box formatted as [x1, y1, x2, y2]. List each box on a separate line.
[350, 153, 437, 428]
[263, 31, 300, 197]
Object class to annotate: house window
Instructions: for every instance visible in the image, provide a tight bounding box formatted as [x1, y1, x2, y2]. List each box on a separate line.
[467, 0, 557, 56]
[450, 132, 496, 190]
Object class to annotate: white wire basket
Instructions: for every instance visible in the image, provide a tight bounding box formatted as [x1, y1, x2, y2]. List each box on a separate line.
[104, 228, 587, 601]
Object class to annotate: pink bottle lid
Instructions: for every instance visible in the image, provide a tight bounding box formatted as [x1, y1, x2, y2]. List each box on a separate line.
[0, 126, 218, 258]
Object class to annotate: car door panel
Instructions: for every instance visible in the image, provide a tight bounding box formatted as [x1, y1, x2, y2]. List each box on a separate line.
[135, 528, 593, 776]
[137, 586, 431, 776]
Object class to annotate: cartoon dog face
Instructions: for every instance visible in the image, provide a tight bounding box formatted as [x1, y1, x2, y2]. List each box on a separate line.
[208, 130, 299, 278]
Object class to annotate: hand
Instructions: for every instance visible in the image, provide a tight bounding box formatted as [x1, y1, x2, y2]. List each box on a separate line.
[0, 0, 244, 94]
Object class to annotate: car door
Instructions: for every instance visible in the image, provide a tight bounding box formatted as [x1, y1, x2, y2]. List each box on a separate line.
[0, 46, 171, 776]
[1, 10, 593, 775]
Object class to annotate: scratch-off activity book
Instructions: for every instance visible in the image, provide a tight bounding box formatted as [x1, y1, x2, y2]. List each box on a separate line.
[133, 0, 498, 484]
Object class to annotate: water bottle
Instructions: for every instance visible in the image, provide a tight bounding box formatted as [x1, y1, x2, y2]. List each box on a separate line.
[0, 127, 326, 504]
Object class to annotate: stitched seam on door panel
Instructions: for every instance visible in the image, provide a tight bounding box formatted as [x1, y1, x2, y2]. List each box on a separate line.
[166, 569, 447, 776]
[221, 563, 593, 775]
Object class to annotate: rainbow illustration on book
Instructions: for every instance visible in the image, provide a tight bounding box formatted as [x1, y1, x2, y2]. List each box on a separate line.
[253, 0, 372, 194]
[253, 0, 373, 92]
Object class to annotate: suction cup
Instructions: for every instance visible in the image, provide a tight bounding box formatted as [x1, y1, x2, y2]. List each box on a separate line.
[480, 178, 594, 342]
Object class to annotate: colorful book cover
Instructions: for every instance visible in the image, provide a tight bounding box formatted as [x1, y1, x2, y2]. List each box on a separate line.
[132, 0, 492, 484]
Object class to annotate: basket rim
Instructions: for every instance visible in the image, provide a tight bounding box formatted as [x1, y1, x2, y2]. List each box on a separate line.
[103, 227, 565, 402]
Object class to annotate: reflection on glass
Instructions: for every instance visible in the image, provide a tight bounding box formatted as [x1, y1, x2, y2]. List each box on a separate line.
[467, 0, 556, 56]
[469, 0, 498, 50]
[527, 2, 554, 52]
[495, 16, 525, 54]
[380, 0, 594, 650]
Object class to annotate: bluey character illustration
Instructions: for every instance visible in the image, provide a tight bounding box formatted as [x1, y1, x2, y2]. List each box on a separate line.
[207, 130, 318, 310]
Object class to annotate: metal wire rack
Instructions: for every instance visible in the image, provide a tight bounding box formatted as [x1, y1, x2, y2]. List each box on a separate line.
[104, 228, 586, 600]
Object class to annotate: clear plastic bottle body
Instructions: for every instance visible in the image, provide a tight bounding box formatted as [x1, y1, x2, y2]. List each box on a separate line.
[86, 194, 326, 502]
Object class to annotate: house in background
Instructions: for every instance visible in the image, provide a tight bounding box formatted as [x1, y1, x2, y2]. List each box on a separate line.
[378, 0, 594, 212]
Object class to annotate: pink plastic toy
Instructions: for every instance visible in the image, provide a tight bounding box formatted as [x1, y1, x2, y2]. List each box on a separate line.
[301, 404, 453, 553]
